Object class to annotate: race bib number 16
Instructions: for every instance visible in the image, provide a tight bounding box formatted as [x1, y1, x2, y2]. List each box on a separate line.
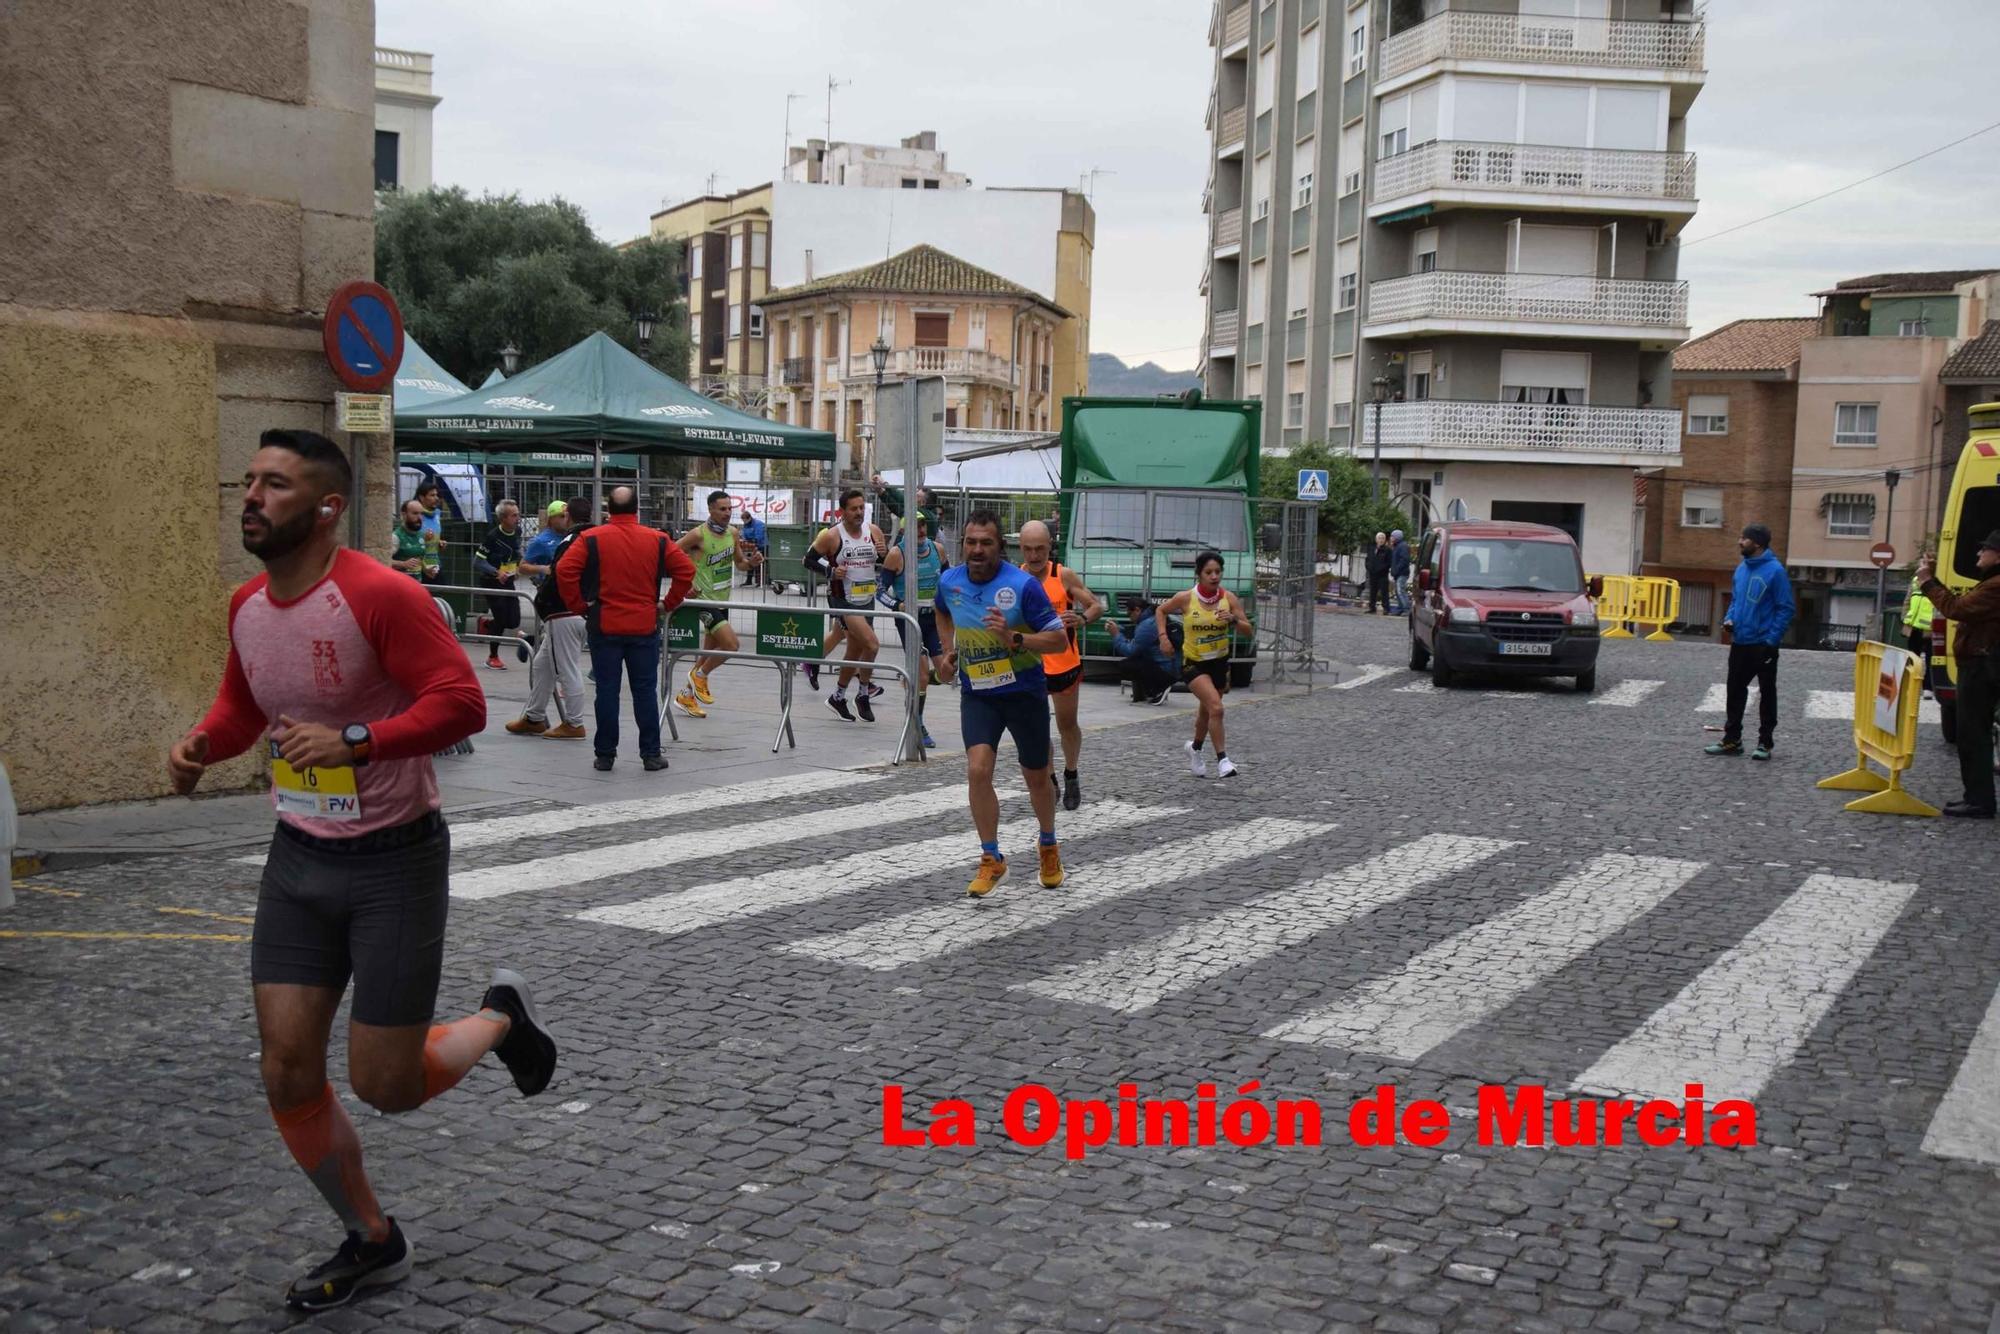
[269, 740, 362, 820]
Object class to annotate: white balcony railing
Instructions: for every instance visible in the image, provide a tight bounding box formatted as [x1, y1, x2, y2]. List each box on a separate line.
[846, 347, 1015, 381]
[1366, 270, 1688, 330]
[1373, 140, 1696, 206]
[1381, 11, 1704, 82]
[1374, 399, 1681, 457]
[1211, 309, 1240, 347]
[1215, 206, 1243, 247]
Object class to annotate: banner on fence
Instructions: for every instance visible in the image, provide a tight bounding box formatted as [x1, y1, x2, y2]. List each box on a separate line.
[756, 610, 826, 659]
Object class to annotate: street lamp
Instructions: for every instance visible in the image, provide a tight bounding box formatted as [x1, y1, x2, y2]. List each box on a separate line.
[500, 342, 521, 376]
[869, 335, 891, 478]
[1370, 375, 1391, 506]
[1874, 466, 1902, 632]
[634, 309, 658, 358]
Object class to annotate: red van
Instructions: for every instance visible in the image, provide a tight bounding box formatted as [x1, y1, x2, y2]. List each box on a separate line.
[1406, 521, 1603, 692]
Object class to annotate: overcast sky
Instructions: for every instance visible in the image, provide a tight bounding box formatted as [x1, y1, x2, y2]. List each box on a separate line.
[380, 0, 2000, 372]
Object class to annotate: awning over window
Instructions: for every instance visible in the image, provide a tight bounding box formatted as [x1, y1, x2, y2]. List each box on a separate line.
[1818, 491, 1876, 513]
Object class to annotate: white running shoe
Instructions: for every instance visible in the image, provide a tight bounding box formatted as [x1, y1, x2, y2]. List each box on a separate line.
[1215, 757, 1239, 779]
[1185, 740, 1207, 778]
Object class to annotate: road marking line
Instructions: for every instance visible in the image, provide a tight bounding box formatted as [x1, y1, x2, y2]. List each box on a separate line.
[782, 816, 1333, 970]
[157, 907, 256, 925]
[1696, 683, 1746, 712]
[1011, 833, 1516, 1015]
[1265, 853, 1706, 1060]
[1591, 679, 1665, 708]
[451, 781, 970, 901]
[233, 770, 879, 866]
[0, 930, 248, 943]
[1574, 873, 1917, 1101]
[17, 884, 83, 898]
[1395, 680, 1443, 694]
[580, 801, 1179, 937]
[1330, 665, 1398, 691]
[1920, 981, 2000, 1166]
[1807, 689, 1939, 725]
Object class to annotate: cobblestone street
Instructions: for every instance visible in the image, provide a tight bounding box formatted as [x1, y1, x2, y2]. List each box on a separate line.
[6, 616, 2000, 1332]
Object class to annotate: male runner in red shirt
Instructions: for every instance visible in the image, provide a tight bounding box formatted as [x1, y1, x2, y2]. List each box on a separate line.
[168, 429, 558, 1312]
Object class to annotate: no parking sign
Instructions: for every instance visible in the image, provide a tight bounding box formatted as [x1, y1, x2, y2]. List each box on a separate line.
[321, 280, 405, 393]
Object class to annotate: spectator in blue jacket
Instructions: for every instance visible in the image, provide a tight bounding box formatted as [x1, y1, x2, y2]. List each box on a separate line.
[1706, 522, 1796, 761]
[1107, 604, 1182, 704]
[522, 500, 569, 586]
[738, 510, 769, 586]
[1388, 529, 1413, 613]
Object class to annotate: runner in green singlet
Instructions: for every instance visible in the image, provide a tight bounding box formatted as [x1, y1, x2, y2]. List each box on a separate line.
[672, 490, 762, 719]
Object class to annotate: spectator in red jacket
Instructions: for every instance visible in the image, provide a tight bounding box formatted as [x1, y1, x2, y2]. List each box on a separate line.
[556, 486, 695, 772]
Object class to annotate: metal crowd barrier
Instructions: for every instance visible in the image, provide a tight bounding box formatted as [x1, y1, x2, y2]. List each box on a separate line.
[1816, 641, 1939, 818]
[656, 597, 928, 765]
[1591, 575, 1680, 642]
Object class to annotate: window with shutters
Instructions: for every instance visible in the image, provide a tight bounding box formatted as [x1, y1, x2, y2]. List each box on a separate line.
[1331, 402, 1352, 428]
[1295, 169, 1314, 208]
[1680, 486, 1722, 528]
[1285, 361, 1307, 428]
[730, 234, 744, 269]
[748, 305, 764, 339]
[689, 245, 703, 282]
[750, 232, 768, 270]
[1298, 25, 1320, 97]
[728, 304, 742, 337]
[1499, 349, 1589, 404]
[1687, 394, 1729, 435]
[1834, 402, 1878, 446]
[1413, 228, 1438, 274]
[1289, 252, 1312, 319]
[914, 313, 951, 348]
[1348, 25, 1365, 76]
[1247, 260, 1268, 326]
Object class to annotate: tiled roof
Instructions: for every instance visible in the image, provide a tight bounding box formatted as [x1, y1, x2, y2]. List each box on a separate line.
[1941, 320, 2000, 380]
[1672, 317, 1817, 373]
[761, 244, 1069, 315]
[1817, 269, 2000, 296]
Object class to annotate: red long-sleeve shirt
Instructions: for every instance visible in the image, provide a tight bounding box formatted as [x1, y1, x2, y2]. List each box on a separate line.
[196, 548, 486, 837]
[555, 512, 696, 636]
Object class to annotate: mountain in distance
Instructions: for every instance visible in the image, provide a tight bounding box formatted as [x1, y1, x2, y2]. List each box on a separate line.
[1088, 352, 1202, 398]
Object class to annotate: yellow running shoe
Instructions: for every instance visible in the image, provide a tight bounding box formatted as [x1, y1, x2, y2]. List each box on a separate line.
[1037, 841, 1064, 888]
[967, 853, 1008, 898]
[672, 688, 706, 718]
[689, 671, 715, 706]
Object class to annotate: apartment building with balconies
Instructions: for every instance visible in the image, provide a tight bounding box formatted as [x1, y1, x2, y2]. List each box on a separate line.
[1200, 0, 1704, 574]
[757, 245, 1068, 465]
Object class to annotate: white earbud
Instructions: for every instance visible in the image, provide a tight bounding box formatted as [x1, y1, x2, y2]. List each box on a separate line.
[320, 505, 335, 517]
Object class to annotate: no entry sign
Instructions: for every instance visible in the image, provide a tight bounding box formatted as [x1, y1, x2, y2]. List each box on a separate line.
[322, 280, 405, 393]
[1869, 542, 1896, 569]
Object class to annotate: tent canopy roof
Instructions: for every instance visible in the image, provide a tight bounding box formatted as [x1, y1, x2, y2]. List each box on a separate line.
[391, 337, 472, 409]
[394, 330, 834, 461]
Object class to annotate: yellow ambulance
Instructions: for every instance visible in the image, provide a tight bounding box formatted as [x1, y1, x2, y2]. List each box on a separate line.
[1929, 401, 2000, 747]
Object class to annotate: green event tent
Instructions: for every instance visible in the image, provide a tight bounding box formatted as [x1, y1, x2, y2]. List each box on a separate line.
[391, 336, 472, 409]
[478, 367, 506, 388]
[395, 330, 834, 463]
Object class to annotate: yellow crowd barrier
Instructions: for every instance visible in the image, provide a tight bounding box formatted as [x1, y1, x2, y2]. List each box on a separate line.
[1593, 574, 1638, 639]
[1815, 640, 1939, 818]
[1629, 577, 1680, 642]
[1591, 575, 1679, 641]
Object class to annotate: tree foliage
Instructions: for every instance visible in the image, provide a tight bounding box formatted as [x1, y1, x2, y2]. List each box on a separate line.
[1261, 442, 1411, 554]
[374, 187, 690, 385]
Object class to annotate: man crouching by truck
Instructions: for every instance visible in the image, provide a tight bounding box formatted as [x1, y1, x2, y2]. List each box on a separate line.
[1918, 528, 2000, 819]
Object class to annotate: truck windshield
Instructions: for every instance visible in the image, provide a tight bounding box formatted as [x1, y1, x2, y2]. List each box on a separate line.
[1076, 490, 1249, 550]
[1444, 539, 1583, 593]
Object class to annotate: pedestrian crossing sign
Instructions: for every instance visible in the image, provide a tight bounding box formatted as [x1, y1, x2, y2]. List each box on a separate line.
[1297, 469, 1329, 501]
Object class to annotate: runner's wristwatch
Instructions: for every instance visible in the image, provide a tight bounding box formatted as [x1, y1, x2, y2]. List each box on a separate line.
[1010, 632, 1025, 650]
[342, 723, 373, 767]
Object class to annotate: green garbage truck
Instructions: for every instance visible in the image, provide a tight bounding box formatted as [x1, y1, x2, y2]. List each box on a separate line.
[1057, 392, 1262, 685]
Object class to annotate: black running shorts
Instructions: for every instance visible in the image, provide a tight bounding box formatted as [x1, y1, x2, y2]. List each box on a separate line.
[1182, 658, 1231, 693]
[1044, 664, 1084, 696]
[959, 687, 1052, 770]
[251, 814, 450, 1027]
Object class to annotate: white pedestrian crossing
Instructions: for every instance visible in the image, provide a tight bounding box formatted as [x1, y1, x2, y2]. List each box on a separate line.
[1920, 981, 2000, 1167]
[1264, 854, 1706, 1061]
[577, 800, 1177, 937]
[1395, 680, 1443, 694]
[1330, 665, 1398, 690]
[1696, 683, 1742, 713]
[780, 816, 1332, 971]
[1010, 834, 1515, 1015]
[450, 779, 970, 901]
[232, 769, 874, 867]
[1575, 873, 1918, 1102]
[1590, 679, 1665, 708]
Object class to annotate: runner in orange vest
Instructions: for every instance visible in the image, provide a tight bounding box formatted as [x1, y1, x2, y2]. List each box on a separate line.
[1017, 520, 1104, 811]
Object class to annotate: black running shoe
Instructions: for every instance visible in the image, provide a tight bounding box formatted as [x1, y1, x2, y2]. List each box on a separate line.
[861, 683, 885, 700]
[855, 692, 876, 723]
[802, 662, 821, 691]
[284, 1220, 412, 1311]
[480, 967, 558, 1096]
[1063, 772, 1082, 812]
[827, 694, 855, 722]
[515, 640, 530, 664]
